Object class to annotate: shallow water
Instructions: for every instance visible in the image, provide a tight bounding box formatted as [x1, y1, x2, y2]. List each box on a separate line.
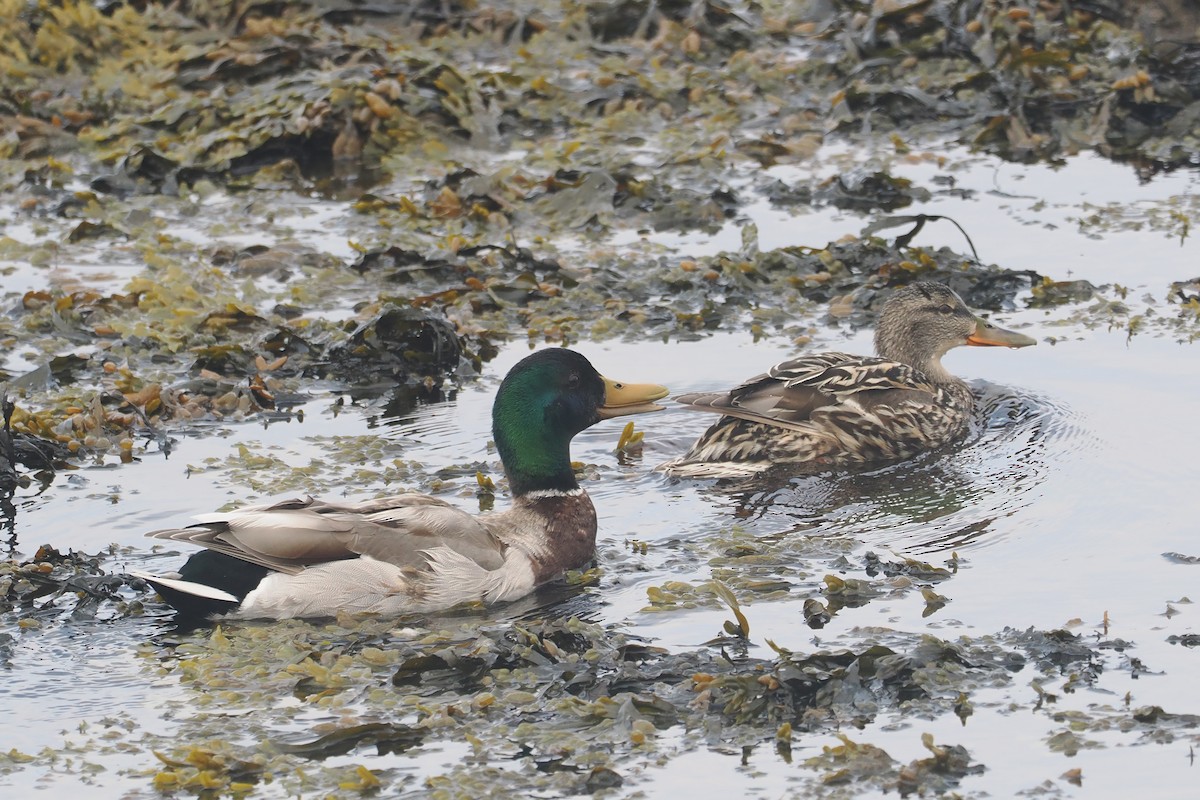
[3, 153, 1200, 797]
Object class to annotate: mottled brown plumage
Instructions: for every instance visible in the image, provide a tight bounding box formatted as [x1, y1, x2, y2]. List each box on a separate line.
[659, 282, 1036, 478]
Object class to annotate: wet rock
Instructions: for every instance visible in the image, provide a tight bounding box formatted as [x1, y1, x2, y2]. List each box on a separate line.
[818, 171, 932, 212]
[0, 398, 70, 494]
[586, 0, 755, 51]
[584, 766, 623, 791]
[1006, 627, 1099, 673]
[350, 245, 461, 282]
[1134, 0, 1200, 58]
[802, 597, 832, 629]
[894, 735, 985, 798]
[763, 178, 815, 207]
[863, 551, 952, 581]
[213, 242, 340, 280]
[191, 344, 257, 377]
[613, 173, 739, 233]
[274, 722, 424, 759]
[1029, 279, 1099, 307]
[322, 305, 465, 388]
[392, 649, 493, 690]
[0, 544, 135, 617]
[90, 146, 205, 196]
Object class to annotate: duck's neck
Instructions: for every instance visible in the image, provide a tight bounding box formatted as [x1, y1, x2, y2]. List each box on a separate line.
[890, 348, 973, 412]
[914, 356, 959, 386]
[875, 332, 963, 387]
[494, 420, 580, 498]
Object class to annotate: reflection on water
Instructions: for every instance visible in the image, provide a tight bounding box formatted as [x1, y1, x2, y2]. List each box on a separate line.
[681, 382, 1094, 554]
[369, 383, 459, 424]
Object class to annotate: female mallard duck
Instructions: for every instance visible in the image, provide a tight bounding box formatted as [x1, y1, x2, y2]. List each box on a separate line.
[133, 348, 668, 620]
[658, 281, 1036, 479]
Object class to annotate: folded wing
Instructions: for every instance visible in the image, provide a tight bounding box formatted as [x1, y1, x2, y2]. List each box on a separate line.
[146, 494, 507, 575]
[674, 353, 940, 431]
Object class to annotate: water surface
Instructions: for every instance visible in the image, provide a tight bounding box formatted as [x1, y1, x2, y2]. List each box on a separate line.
[3, 154, 1199, 798]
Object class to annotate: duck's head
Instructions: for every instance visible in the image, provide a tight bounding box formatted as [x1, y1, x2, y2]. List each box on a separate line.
[493, 348, 669, 495]
[874, 281, 1036, 381]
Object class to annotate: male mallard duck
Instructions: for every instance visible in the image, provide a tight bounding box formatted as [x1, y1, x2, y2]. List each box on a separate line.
[658, 281, 1036, 479]
[132, 348, 668, 620]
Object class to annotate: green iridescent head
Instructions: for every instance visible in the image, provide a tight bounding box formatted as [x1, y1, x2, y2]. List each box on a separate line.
[491, 348, 668, 495]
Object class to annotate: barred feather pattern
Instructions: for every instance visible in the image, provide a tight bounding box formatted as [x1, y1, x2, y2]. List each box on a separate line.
[660, 353, 975, 479]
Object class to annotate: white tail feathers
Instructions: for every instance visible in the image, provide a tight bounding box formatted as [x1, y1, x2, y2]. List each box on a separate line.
[129, 570, 240, 603]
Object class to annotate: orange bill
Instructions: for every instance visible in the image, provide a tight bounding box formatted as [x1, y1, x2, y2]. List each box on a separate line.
[597, 376, 670, 419]
[967, 315, 1037, 348]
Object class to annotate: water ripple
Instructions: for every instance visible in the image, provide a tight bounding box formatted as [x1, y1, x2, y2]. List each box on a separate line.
[667, 381, 1094, 555]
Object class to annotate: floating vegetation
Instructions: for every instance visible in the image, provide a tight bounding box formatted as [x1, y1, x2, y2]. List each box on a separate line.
[7, 0, 1199, 470]
[0, 397, 69, 499]
[0, 499, 1196, 796]
[2, 1, 1199, 797]
[1, 598, 1186, 796]
[0, 544, 144, 633]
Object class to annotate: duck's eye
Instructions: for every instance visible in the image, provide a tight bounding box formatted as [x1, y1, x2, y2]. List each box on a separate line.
[566, 373, 581, 388]
[937, 304, 955, 315]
